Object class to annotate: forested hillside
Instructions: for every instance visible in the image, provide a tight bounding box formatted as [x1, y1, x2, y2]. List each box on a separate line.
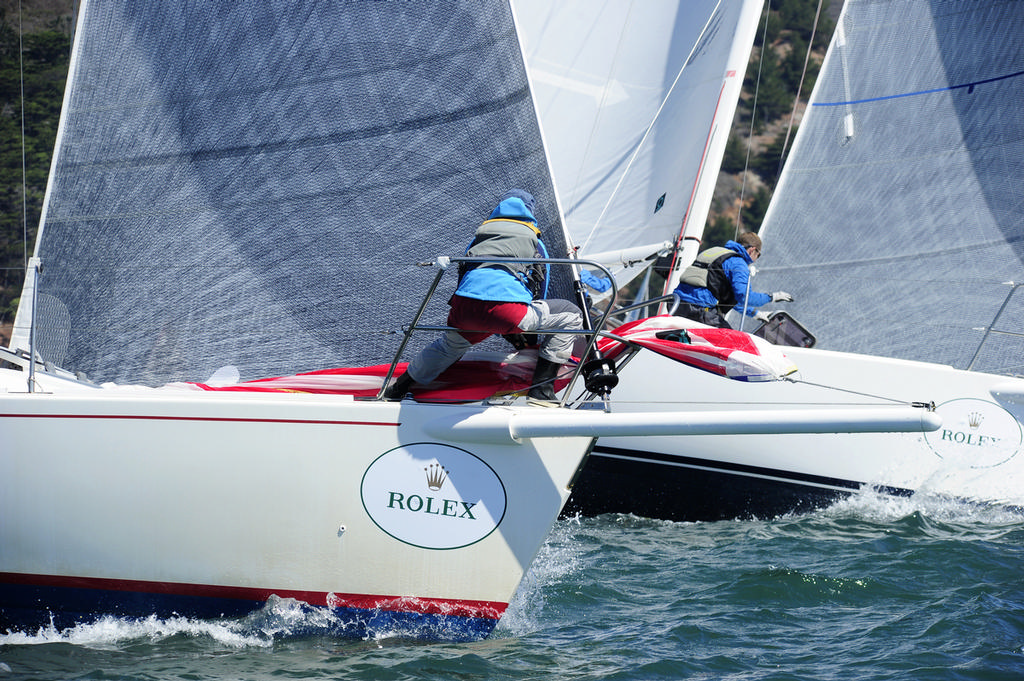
[0, 0, 834, 344]
[0, 0, 74, 343]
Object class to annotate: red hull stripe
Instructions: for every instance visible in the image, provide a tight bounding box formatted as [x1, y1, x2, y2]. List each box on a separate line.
[0, 414, 399, 427]
[0, 572, 506, 620]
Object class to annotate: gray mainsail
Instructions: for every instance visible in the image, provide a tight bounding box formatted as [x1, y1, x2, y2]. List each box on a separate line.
[14, 0, 571, 386]
[756, 0, 1024, 376]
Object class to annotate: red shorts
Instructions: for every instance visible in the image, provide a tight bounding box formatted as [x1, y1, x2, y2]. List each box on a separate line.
[447, 295, 528, 344]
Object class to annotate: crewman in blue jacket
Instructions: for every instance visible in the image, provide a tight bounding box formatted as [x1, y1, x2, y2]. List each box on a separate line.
[385, 189, 582, 405]
[672, 232, 792, 329]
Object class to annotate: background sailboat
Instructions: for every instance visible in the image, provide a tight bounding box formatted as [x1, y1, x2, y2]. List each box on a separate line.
[755, 0, 1024, 377]
[524, 0, 1024, 521]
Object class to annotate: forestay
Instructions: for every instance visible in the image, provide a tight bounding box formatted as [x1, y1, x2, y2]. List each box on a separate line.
[757, 0, 1024, 376]
[13, 0, 573, 386]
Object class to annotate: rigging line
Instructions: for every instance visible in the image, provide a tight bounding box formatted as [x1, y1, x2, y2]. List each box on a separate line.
[814, 69, 1024, 106]
[781, 376, 917, 407]
[777, 0, 823, 177]
[735, 0, 771, 238]
[580, 0, 725, 253]
[19, 0, 27, 270]
[606, 396, 911, 408]
[967, 282, 1023, 372]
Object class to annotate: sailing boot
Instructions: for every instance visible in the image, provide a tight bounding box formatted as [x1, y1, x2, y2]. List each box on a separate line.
[383, 372, 416, 401]
[527, 357, 561, 407]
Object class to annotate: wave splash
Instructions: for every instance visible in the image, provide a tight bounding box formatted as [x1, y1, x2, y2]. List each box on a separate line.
[0, 595, 438, 650]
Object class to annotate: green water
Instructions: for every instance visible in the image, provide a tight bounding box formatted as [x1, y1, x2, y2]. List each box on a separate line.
[2, 491, 1022, 680]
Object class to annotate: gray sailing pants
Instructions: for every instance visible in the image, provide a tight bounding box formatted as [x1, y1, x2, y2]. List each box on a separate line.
[406, 299, 583, 384]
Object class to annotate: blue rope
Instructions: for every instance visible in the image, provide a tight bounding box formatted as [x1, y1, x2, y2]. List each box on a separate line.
[813, 69, 1024, 107]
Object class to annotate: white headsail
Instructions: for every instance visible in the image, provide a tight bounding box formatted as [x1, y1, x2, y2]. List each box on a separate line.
[515, 0, 765, 293]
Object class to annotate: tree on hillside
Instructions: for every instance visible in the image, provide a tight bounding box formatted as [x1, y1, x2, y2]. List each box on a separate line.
[744, 49, 790, 134]
[720, 134, 748, 175]
[748, 132, 791, 189]
[703, 214, 736, 248]
[775, 0, 834, 50]
[740, 186, 773, 233]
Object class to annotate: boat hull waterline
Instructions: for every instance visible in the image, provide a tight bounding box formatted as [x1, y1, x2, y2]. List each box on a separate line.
[0, 377, 593, 640]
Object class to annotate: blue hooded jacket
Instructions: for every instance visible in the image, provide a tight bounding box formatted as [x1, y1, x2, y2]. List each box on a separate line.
[673, 240, 771, 316]
[456, 190, 548, 303]
[489, 189, 536, 219]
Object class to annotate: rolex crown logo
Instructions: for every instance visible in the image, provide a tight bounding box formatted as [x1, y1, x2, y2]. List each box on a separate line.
[968, 412, 983, 429]
[424, 463, 448, 491]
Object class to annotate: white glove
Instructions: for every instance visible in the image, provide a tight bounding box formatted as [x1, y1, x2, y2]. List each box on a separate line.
[747, 264, 758, 277]
[771, 291, 794, 302]
[754, 310, 771, 323]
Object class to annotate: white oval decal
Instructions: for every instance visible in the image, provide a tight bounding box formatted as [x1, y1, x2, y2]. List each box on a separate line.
[360, 443, 507, 549]
[924, 398, 1023, 468]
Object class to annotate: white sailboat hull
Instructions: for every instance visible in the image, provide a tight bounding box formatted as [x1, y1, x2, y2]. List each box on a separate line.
[565, 345, 1024, 520]
[0, 369, 591, 640]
